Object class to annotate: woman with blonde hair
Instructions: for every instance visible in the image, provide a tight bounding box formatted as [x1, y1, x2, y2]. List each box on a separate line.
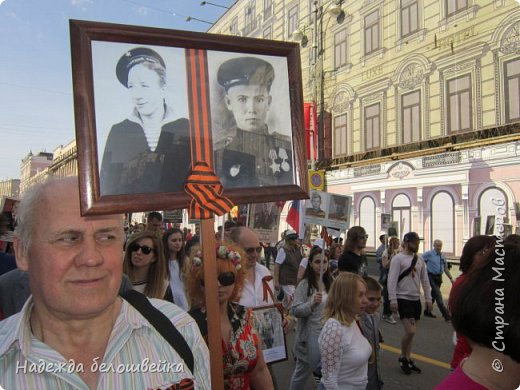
[187, 243, 273, 389]
[318, 272, 371, 390]
[124, 231, 171, 300]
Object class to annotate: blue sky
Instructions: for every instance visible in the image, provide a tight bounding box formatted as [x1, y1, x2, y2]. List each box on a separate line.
[0, 0, 235, 180]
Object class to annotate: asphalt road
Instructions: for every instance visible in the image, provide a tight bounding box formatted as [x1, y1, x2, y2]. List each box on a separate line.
[270, 256, 459, 389]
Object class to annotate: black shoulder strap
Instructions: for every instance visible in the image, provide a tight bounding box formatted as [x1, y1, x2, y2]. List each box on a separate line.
[121, 289, 194, 373]
[398, 254, 418, 283]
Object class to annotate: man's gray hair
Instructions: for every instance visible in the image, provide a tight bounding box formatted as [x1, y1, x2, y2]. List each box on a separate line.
[15, 176, 59, 256]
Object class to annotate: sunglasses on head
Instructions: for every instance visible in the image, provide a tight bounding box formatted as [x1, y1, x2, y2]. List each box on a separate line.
[200, 272, 236, 287]
[245, 246, 263, 255]
[358, 234, 369, 240]
[129, 243, 155, 255]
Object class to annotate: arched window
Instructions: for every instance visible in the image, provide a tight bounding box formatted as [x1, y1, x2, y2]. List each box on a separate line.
[392, 194, 411, 239]
[478, 187, 508, 236]
[359, 196, 376, 248]
[431, 191, 455, 254]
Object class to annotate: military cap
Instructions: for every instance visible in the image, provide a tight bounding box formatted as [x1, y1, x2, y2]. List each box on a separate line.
[217, 57, 275, 91]
[116, 47, 166, 87]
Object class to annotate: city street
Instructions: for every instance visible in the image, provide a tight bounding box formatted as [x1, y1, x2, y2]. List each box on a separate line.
[270, 257, 458, 389]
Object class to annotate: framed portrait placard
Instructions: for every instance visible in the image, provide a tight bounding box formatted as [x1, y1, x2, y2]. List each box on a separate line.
[252, 305, 288, 364]
[70, 20, 308, 215]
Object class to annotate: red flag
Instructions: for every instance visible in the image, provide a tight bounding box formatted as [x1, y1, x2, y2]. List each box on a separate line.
[286, 200, 301, 234]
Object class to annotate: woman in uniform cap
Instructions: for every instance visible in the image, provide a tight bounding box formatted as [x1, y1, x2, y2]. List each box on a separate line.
[100, 47, 191, 195]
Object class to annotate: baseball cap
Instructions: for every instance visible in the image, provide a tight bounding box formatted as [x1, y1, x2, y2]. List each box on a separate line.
[403, 232, 423, 242]
[285, 229, 298, 240]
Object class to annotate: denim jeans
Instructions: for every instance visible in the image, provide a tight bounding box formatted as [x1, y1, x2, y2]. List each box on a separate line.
[428, 273, 450, 319]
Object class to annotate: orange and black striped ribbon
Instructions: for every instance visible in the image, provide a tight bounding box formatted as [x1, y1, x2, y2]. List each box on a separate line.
[184, 48, 233, 219]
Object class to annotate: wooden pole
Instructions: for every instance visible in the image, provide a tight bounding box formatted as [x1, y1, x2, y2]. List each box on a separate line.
[201, 218, 224, 389]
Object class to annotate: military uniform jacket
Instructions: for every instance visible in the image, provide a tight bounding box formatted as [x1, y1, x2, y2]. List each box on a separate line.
[100, 116, 191, 195]
[214, 126, 293, 188]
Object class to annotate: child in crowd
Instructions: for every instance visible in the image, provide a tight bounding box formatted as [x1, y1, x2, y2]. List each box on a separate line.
[359, 276, 384, 389]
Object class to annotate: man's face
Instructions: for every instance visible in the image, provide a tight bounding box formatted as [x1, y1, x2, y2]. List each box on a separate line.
[434, 241, 443, 253]
[147, 218, 162, 232]
[14, 180, 124, 320]
[311, 195, 321, 211]
[364, 290, 382, 314]
[237, 229, 261, 269]
[225, 84, 271, 132]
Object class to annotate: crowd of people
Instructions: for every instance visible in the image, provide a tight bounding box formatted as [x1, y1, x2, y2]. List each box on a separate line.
[1, 176, 519, 389]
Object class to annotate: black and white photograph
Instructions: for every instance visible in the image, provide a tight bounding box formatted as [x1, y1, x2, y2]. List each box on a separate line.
[71, 20, 308, 215]
[328, 195, 350, 221]
[306, 191, 327, 218]
[249, 202, 281, 243]
[303, 191, 351, 231]
[381, 213, 392, 229]
[209, 52, 294, 189]
[252, 305, 287, 364]
[92, 42, 191, 196]
[473, 216, 481, 236]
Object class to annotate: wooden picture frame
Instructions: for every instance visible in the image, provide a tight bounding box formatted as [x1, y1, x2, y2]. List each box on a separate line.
[70, 20, 308, 215]
[251, 305, 288, 364]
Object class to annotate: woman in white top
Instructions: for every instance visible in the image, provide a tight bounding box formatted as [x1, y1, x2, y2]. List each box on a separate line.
[163, 228, 189, 310]
[318, 272, 371, 390]
[290, 246, 333, 389]
[124, 231, 171, 300]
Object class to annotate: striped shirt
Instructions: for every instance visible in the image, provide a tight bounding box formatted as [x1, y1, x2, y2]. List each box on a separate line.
[0, 297, 210, 389]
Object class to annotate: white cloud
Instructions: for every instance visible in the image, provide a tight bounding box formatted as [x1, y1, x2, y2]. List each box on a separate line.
[70, 0, 93, 11]
[0, 0, 7, 6]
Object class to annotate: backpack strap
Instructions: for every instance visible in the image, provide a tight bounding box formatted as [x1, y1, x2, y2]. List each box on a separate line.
[121, 289, 194, 373]
[398, 254, 418, 283]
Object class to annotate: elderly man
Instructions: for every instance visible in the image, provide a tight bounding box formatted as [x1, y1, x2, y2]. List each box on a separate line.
[0, 177, 210, 389]
[273, 229, 302, 309]
[422, 239, 453, 321]
[230, 227, 274, 307]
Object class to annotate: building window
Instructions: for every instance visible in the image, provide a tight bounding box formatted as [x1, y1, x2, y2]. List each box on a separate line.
[229, 16, 238, 35]
[504, 58, 520, 123]
[359, 196, 376, 248]
[244, 1, 256, 35]
[364, 10, 380, 55]
[402, 90, 421, 143]
[401, 0, 419, 38]
[392, 193, 411, 239]
[263, 0, 272, 19]
[446, 0, 468, 17]
[365, 103, 380, 150]
[333, 113, 347, 156]
[447, 74, 472, 132]
[334, 28, 347, 69]
[263, 25, 272, 39]
[431, 191, 454, 254]
[478, 187, 507, 236]
[288, 5, 299, 37]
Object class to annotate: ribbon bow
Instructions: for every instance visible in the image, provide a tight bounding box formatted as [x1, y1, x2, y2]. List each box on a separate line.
[184, 161, 233, 220]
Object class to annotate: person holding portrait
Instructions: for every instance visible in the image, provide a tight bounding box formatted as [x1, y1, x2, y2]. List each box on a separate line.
[214, 56, 293, 188]
[100, 47, 191, 196]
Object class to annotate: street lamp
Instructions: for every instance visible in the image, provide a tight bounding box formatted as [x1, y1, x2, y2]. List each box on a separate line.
[185, 15, 213, 25]
[200, 1, 230, 9]
[313, 0, 345, 163]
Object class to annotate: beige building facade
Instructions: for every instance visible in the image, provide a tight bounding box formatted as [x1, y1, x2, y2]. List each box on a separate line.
[209, 0, 520, 255]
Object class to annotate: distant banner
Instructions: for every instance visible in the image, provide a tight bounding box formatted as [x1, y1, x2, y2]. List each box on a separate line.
[163, 209, 183, 223]
[303, 190, 351, 231]
[249, 202, 282, 243]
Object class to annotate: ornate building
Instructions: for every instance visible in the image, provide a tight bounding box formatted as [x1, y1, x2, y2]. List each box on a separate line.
[209, 0, 520, 255]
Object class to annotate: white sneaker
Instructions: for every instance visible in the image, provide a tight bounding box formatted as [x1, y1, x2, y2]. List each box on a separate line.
[384, 314, 397, 324]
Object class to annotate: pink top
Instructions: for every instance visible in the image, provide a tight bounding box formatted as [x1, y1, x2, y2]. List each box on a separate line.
[435, 364, 488, 389]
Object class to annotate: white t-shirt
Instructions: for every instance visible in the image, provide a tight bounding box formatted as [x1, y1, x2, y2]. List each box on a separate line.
[319, 318, 371, 390]
[299, 257, 308, 269]
[239, 262, 274, 308]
